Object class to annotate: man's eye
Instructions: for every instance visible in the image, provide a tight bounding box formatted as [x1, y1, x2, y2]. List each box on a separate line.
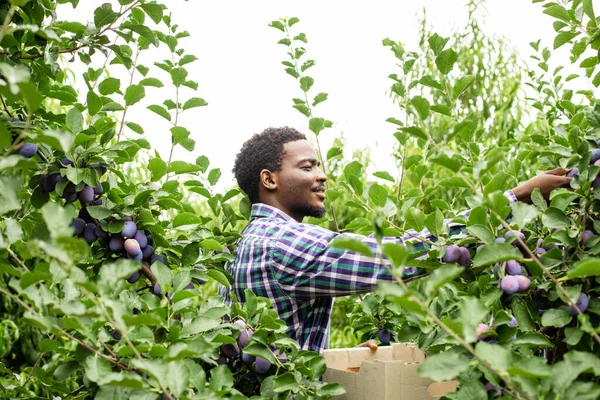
[302, 166, 312, 170]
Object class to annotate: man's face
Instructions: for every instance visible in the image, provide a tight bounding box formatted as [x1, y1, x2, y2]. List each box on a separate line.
[272, 140, 327, 221]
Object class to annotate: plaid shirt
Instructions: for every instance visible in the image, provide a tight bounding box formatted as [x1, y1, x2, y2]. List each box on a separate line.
[220, 191, 517, 354]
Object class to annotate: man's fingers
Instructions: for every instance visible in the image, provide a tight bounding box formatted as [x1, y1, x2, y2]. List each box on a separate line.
[544, 167, 568, 176]
[356, 339, 378, 351]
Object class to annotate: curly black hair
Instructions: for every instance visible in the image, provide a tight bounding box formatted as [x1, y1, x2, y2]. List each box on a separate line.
[233, 127, 306, 203]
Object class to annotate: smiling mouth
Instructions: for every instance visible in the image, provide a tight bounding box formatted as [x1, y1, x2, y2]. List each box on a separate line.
[313, 190, 326, 200]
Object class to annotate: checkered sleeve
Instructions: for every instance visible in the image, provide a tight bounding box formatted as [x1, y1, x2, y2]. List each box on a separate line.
[271, 225, 398, 299]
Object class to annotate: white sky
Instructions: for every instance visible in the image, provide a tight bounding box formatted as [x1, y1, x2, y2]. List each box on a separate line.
[59, 1, 565, 191]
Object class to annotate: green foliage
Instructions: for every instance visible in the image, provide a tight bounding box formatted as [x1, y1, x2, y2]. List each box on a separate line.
[0, 2, 336, 399]
[321, 1, 600, 398]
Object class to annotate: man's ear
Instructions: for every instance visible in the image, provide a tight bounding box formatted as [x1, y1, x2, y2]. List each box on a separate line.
[260, 169, 277, 191]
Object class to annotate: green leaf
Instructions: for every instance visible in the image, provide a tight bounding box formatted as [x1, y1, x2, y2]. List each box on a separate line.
[179, 55, 198, 66]
[452, 75, 476, 99]
[511, 296, 536, 332]
[66, 107, 83, 134]
[541, 308, 573, 327]
[170, 67, 188, 87]
[151, 260, 172, 287]
[269, 20, 286, 32]
[511, 202, 540, 229]
[399, 126, 427, 141]
[273, 372, 299, 393]
[94, 3, 119, 28]
[541, 207, 570, 229]
[147, 105, 171, 121]
[243, 342, 278, 365]
[419, 75, 444, 90]
[300, 76, 314, 92]
[544, 4, 571, 22]
[87, 90, 102, 116]
[312, 92, 328, 107]
[373, 171, 395, 182]
[98, 77, 121, 95]
[173, 212, 202, 229]
[124, 84, 145, 106]
[566, 258, 600, 279]
[139, 78, 163, 87]
[410, 96, 430, 120]
[475, 341, 510, 373]
[427, 33, 449, 56]
[368, 183, 388, 207]
[148, 157, 167, 181]
[554, 31, 579, 49]
[182, 97, 208, 111]
[473, 243, 524, 267]
[512, 332, 553, 347]
[417, 352, 470, 381]
[86, 206, 111, 219]
[424, 264, 463, 296]
[435, 49, 458, 75]
[466, 225, 494, 244]
[41, 202, 76, 239]
[126, 122, 143, 134]
[461, 297, 489, 342]
[329, 236, 373, 258]
[140, 3, 163, 24]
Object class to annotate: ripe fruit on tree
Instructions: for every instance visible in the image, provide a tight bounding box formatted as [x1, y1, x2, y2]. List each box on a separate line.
[443, 245, 460, 263]
[501, 276, 519, 294]
[569, 293, 589, 315]
[19, 142, 37, 158]
[378, 329, 391, 345]
[254, 357, 271, 374]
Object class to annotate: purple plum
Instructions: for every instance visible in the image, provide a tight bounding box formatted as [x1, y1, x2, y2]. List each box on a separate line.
[581, 230, 593, 246]
[254, 357, 271, 374]
[505, 260, 522, 276]
[109, 236, 123, 252]
[220, 343, 240, 358]
[515, 275, 531, 293]
[78, 185, 94, 204]
[133, 230, 148, 248]
[378, 329, 391, 345]
[242, 352, 255, 366]
[152, 282, 161, 296]
[443, 245, 461, 263]
[457, 247, 471, 268]
[121, 221, 137, 238]
[141, 245, 154, 260]
[151, 254, 165, 265]
[70, 218, 86, 235]
[476, 323, 489, 340]
[569, 293, 589, 315]
[591, 148, 600, 164]
[19, 142, 37, 158]
[124, 238, 141, 256]
[566, 168, 579, 177]
[83, 223, 98, 244]
[93, 183, 103, 195]
[126, 271, 141, 283]
[500, 276, 519, 294]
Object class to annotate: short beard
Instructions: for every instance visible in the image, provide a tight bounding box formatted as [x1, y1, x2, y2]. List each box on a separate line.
[295, 203, 327, 219]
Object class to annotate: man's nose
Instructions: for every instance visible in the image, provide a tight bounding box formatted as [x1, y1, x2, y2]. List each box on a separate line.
[316, 168, 327, 182]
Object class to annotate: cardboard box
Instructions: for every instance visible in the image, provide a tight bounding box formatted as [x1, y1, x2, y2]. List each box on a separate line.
[322, 343, 457, 400]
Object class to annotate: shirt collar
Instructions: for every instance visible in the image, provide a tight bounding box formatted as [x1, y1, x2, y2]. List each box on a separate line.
[250, 203, 295, 222]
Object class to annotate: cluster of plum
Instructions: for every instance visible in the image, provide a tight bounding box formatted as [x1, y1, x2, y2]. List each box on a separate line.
[70, 213, 166, 285]
[442, 244, 471, 267]
[216, 320, 282, 377]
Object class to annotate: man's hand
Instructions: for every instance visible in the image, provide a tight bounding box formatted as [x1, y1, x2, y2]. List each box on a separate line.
[511, 168, 572, 203]
[356, 339, 378, 351]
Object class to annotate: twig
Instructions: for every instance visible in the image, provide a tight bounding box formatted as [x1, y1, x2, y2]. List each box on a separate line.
[0, 94, 13, 118]
[7, 248, 30, 272]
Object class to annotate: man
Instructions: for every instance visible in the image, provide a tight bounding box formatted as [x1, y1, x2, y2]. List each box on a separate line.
[220, 126, 571, 354]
